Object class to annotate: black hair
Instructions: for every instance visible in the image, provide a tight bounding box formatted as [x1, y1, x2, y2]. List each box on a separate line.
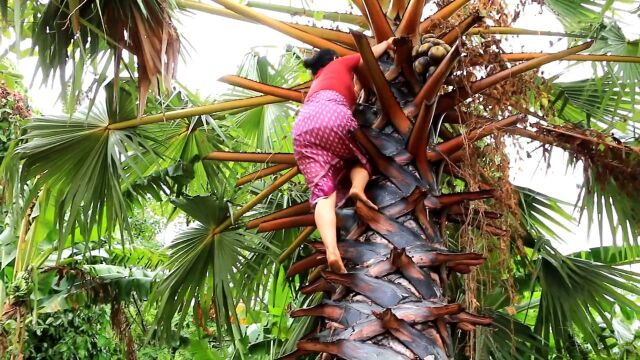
[303, 49, 338, 76]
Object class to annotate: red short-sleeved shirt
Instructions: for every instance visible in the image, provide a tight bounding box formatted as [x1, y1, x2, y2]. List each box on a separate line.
[306, 54, 361, 108]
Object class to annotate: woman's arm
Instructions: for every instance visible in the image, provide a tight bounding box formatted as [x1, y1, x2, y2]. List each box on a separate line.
[370, 37, 396, 59]
[338, 37, 396, 71]
[356, 37, 395, 69]
[352, 37, 396, 94]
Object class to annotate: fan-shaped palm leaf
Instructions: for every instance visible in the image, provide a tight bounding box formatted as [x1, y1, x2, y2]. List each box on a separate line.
[545, 0, 640, 87]
[570, 244, 640, 265]
[530, 241, 640, 355]
[545, 0, 636, 33]
[579, 171, 640, 248]
[551, 71, 640, 133]
[222, 51, 310, 153]
[517, 185, 575, 241]
[152, 194, 280, 348]
[123, 88, 232, 198]
[16, 107, 157, 248]
[590, 24, 640, 84]
[475, 312, 547, 360]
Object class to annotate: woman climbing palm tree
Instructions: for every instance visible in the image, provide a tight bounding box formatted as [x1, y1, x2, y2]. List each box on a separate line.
[293, 37, 396, 273]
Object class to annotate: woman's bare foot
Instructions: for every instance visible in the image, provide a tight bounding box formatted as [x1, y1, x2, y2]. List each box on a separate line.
[348, 189, 378, 209]
[326, 250, 347, 273]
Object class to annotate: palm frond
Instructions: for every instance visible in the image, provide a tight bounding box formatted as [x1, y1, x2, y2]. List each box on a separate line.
[122, 87, 232, 197]
[544, 0, 636, 33]
[29, 0, 180, 114]
[509, 123, 640, 247]
[38, 264, 155, 312]
[516, 185, 575, 241]
[530, 241, 640, 355]
[107, 245, 169, 270]
[16, 106, 157, 248]
[475, 312, 547, 360]
[544, 0, 640, 89]
[570, 244, 640, 265]
[579, 169, 640, 247]
[152, 194, 279, 347]
[590, 23, 640, 84]
[551, 72, 640, 134]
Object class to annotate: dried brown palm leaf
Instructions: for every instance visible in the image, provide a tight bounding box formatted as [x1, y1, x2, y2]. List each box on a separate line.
[31, 1, 179, 116]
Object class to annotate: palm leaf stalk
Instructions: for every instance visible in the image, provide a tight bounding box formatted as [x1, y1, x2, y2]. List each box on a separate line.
[501, 53, 640, 63]
[108, 94, 292, 129]
[176, 0, 359, 48]
[244, 0, 369, 28]
[467, 27, 587, 37]
[211, 0, 355, 56]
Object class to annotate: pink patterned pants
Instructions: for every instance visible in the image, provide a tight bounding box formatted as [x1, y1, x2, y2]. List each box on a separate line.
[292, 90, 371, 207]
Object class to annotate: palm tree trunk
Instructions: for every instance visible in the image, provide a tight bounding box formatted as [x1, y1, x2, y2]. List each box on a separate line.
[281, 38, 493, 360]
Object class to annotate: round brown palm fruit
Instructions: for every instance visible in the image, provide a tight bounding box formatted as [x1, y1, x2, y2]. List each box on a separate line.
[428, 45, 448, 62]
[423, 37, 445, 46]
[420, 33, 437, 43]
[413, 42, 433, 58]
[413, 56, 431, 75]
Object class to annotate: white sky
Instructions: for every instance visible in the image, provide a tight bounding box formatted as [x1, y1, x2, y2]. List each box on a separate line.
[5, 0, 638, 255]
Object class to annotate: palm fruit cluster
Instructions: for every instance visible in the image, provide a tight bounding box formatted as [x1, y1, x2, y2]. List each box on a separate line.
[412, 34, 453, 81]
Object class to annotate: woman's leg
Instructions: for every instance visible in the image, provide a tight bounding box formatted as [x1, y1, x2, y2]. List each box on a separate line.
[314, 192, 346, 273]
[348, 164, 377, 209]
